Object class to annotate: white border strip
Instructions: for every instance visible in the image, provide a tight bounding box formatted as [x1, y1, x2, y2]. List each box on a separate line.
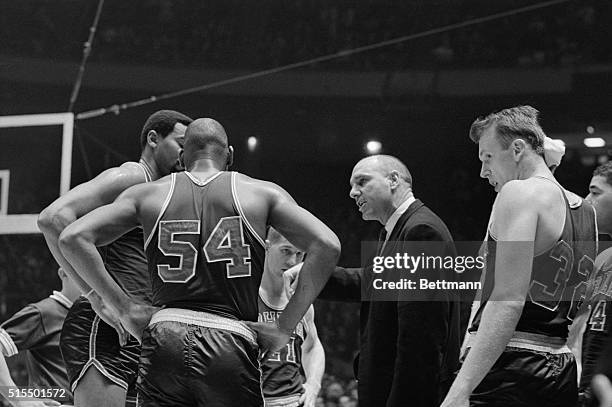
[0, 328, 18, 356]
[0, 170, 9, 216]
[230, 172, 265, 247]
[0, 214, 39, 234]
[144, 173, 176, 250]
[0, 113, 74, 128]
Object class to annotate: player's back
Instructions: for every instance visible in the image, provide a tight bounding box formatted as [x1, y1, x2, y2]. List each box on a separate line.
[145, 171, 265, 321]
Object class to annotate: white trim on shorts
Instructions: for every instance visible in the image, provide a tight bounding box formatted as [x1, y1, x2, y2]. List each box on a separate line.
[70, 315, 129, 392]
[264, 393, 301, 407]
[144, 172, 176, 250]
[149, 308, 257, 346]
[230, 172, 266, 247]
[0, 328, 18, 357]
[466, 331, 571, 355]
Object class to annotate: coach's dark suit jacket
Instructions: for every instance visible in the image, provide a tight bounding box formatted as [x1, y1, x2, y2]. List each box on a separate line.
[320, 199, 461, 407]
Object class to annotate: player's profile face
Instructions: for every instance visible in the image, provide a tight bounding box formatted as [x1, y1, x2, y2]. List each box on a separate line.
[349, 159, 392, 223]
[267, 238, 304, 275]
[478, 127, 514, 193]
[586, 175, 612, 233]
[155, 122, 187, 175]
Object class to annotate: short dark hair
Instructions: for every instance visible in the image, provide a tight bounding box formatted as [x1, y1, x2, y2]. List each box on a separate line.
[593, 162, 612, 187]
[140, 110, 193, 150]
[469, 105, 546, 155]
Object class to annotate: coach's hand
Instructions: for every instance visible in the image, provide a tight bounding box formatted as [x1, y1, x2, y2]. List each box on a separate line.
[245, 321, 291, 357]
[283, 262, 303, 298]
[87, 291, 129, 347]
[121, 302, 160, 343]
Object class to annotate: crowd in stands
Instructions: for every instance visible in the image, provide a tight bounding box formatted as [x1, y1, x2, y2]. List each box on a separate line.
[2, 0, 610, 71]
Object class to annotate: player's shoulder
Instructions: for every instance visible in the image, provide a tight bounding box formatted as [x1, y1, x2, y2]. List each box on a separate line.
[121, 171, 173, 198]
[233, 171, 287, 197]
[85, 161, 146, 189]
[498, 177, 558, 207]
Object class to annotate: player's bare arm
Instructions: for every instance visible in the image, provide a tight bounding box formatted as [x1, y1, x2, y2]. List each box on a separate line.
[299, 305, 324, 407]
[38, 163, 148, 293]
[241, 176, 341, 352]
[57, 181, 164, 341]
[442, 180, 540, 407]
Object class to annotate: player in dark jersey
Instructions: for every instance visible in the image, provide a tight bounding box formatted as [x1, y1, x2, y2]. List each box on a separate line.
[37, 110, 192, 407]
[259, 228, 324, 407]
[579, 162, 612, 406]
[442, 106, 597, 407]
[0, 267, 79, 406]
[57, 118, 340, 407]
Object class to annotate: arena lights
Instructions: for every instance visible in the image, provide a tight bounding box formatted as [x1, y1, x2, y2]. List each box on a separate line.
[365, 140, 382, 155]
[583, 137, 605, 148]
[586, 126, 595, 135]
[247, 136, 258, 152]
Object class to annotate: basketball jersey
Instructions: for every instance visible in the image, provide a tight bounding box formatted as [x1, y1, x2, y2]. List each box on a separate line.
[0, 292, 73, 402]
[99, 161, 153, 304]
[580, 247, 612, 392]
[470, 182, 597, 339]
[145, 171, 265, 321]
[258, 291, 306, 398]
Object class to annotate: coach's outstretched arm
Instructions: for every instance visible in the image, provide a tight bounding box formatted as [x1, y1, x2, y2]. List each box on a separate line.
[58, 182, 158, 341]
[245, 181, 341, 353]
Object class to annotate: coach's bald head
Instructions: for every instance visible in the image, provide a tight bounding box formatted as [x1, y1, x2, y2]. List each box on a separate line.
[349, 155, 414, 224]
[183, 118, 233, 169]
[355, 155, 413, 187]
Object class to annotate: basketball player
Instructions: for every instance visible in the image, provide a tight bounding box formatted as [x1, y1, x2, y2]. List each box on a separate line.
[0, 268, 79, 406]
[57, 118, 340, 406]
[441, 105, 597, 407]
[37, 110, 193, 407]
[579, 162, 612, 406]
[259, 228, 324, 407]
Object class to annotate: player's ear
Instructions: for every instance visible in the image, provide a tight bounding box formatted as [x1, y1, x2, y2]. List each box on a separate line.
[264, 239, 271, 251]
[147, 130, 160, 148]
[178, 149, 185, 169]
[512, 139, 526, 159]
[226, 145, 234, 169]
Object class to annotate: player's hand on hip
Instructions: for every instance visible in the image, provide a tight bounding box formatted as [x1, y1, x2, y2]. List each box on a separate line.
[283, 262, 303, 298]
[299, 382, 320, 407]
[87, 291, 129, 347]
[121, 303, 160, 344]
[244, 321, 291, 356]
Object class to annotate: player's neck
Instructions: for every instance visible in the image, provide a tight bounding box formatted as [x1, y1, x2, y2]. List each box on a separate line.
[518, 158, 552, 181]
[260, 269, 287, 303]
[187, 160, 223, 176]
[139, 154, 162, 181]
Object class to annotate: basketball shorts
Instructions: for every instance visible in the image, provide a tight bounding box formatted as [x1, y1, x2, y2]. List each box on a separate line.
[467, 346, 577, 407]
[136, 308, 262, 407]
[60, 297, 140, 405]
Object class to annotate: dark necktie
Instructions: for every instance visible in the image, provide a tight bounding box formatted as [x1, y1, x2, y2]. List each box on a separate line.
[377, 228, 387, 255]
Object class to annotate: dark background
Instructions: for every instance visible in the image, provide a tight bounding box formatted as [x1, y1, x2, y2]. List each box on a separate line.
[1, 0, 611, 405]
